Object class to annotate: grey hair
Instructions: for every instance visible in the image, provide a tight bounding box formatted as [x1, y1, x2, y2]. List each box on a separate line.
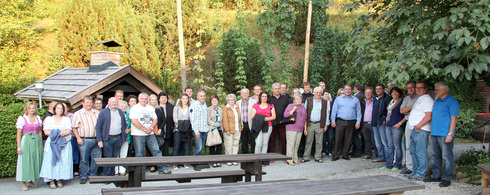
[197, 90, 206, 95]
[293, 94, 302, 100]
[240, 88, 249, 93]
[435, 81, 449, 92]
[272, 83, 280, 89]
[138, 93, 148, 98]
[226, 94, 236, 102]
[313, 87, 323, 93]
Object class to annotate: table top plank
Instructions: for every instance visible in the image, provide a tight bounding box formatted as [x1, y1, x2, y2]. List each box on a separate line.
[94, 153, 290, 167]
[121, 175, 424, 195]
[477, 163, 490, 173]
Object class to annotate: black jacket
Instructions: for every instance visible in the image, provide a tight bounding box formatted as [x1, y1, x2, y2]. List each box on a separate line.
[177, 120, 192, 141]
[155, 103, 175, 139]
[251, 114, 268, 139]
[355, 92, 366, 123]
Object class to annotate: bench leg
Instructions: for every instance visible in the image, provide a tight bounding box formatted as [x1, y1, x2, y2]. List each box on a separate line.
[482, 171, 490, 188]
[255, 163, 263, 182]
[241, 162, 262, 182]
[221, 176, 238, 183]
[128, 166, 143, 187]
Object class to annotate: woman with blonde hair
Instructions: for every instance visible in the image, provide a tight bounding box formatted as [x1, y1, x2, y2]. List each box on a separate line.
[15, 101, 43, 191]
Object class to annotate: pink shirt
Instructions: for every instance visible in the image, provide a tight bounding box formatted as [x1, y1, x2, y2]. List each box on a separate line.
[253, 103, 274, 126]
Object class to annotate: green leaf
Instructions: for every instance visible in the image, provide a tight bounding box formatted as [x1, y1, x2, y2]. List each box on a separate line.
[480, 37, 489, 50]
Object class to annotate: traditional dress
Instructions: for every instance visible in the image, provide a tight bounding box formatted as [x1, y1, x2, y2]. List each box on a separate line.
[39, 116, 73, 181]
[15, 115, 43, 181]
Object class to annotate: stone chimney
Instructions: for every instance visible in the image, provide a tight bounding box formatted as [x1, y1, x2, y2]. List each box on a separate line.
[88, 41, 123, 72]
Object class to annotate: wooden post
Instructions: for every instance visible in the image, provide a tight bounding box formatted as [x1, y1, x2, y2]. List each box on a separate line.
[176, 0, 187, 92]
[303, 1, 313, 83]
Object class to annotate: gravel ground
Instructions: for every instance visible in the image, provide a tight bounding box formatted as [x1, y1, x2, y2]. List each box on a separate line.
[0, 143, 484, 194]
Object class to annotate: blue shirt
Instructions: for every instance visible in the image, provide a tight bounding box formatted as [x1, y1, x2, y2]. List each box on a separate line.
[431, 94, 459, 137]
[304, 98, 322, 122]
[330, 95, 362, 124]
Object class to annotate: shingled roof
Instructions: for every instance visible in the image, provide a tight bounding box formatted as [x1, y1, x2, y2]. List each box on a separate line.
[14, 64, 162, 109]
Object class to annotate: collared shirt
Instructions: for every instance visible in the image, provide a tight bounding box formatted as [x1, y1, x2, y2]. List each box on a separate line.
[431, 94, 459, 136]
[241, 98, 249, 122]
[408, 94, 434, 131]
[401, 94, 419, 120]
[330, 95, 362, 124]
[109, 108, 122, 135]
[364, 98, 373, 122]
[304, 98, 322, 122]
[189, 101, 208, 133]
[72, 108, 99, 138]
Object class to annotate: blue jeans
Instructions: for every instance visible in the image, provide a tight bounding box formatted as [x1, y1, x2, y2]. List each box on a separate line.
[430, 136, 454, 181]
[102, 136, 122, 176]
[386, 126, 405, 169]
[132, 135, 168, 172]
[409, 129, 430, 178]
[372, 125, 388, 160]
[323, 125, 335, 154]
[193, 131, 208, 155]
[173, 131, 191, 156]
[78, 138, 101, 179]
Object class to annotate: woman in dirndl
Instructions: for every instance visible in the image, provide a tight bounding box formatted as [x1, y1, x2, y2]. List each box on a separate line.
[39, 102, 73, 189]
[15, 101, 43, 191]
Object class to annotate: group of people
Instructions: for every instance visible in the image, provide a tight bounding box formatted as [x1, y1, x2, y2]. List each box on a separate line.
[15, 80, 459, 191]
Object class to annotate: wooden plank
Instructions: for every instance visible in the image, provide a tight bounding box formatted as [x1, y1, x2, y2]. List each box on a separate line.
[120, 175, 424, 195]
[477, 163, 490, 174]
[102, 179, 307, 195]
[94, 154, 291, 167]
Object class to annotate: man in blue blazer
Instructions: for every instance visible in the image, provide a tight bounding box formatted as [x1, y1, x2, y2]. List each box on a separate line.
[96, 97, 127, 176]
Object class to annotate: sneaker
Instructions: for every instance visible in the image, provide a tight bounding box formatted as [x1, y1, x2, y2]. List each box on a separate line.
[400, 169, 412, 174]
[328, 153, 332, 158]
[403, 174, 412, 178]
[372, 159, 385, 163]
[362, 155, 371, 160]
[184, 164, 190, 169]
[80, 179, 87, 184]
[391, 168, 400, 172]
[379, 166, 390, 170]
[408, 175, 424, 181]
[423, 177, 441, 182]
[439, 180, 451, 187]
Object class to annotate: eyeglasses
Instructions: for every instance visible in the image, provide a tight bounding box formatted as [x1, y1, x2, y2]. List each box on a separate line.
[416, 87, 425, 89]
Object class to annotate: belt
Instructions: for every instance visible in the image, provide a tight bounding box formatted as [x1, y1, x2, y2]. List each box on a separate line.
[310, 121, 320, 124]
[337, 118, 356, 122]
[363, 122, 371, 124]
[109, 134, 121, 137]
[81, 137, 96, 139]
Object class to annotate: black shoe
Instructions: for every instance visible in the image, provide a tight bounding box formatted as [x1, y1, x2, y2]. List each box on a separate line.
[80, 179, 87, 184]
[439, 180, 451, 187]
[342, 156, 351, 160]
[423, 177, 441, 182]
[159, 170, 172, 174]
[332, 157, 339, 161]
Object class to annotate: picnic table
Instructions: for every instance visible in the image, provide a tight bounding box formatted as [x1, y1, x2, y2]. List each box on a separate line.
[477, 162, 490, 194]
[92, 153, 290, 187]
[101, 175, 425, 195]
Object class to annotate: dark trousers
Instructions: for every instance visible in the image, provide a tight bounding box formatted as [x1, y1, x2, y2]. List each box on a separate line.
[102, 135, 122, 176]
[268, 124, 286, 154]
[351, 125, 363, 155]
[322, 125, 335, 154]
[334, 119, 355, 158]
[209, 130, 224, 155]
[240, 123, 255, 154]
[361, 123, 376, 157]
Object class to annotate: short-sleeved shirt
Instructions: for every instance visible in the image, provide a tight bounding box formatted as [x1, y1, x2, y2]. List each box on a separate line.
[401, 94, 419, 120]
[408, 94, 434, 131]
[44, 116, 73, 140]
[16, 115, 42, 129]
[72, 109, 99, 138]
[253, 103, 274, 126]
[130, 103, 157, 136]
[431, 94, 459, 136]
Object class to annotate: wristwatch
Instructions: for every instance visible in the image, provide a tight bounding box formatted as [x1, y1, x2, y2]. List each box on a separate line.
[448, 133, 452, 136]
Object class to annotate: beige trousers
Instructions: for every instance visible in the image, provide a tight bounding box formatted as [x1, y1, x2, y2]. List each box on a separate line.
[303, 123, 324, 160]
[224, 131, 241, 155]
[286, 131, 302, 163]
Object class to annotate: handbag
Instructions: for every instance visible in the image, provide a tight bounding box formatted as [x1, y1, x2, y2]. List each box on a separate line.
[206, 128, 222, 147]
[281, 111, 297, 125]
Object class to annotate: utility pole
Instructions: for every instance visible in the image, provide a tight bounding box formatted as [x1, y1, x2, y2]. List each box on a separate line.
[303, 0, 313, 82]
[176, 0, 187, 92]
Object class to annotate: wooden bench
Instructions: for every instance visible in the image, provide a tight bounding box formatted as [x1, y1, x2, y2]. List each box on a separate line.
[101, 175, 424, 195]
[92, 153, 290, 187]
[477, 163, 490, 194]
[89, 170, 267, 185]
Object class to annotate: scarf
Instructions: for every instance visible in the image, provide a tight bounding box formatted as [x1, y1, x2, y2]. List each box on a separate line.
[386, 98, 402, 122]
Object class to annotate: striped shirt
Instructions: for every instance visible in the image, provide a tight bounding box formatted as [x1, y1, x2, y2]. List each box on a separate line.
[72, 108, 99, 138]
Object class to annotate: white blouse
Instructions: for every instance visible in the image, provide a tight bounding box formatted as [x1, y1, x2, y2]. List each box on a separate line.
[15, 115, 41, 129]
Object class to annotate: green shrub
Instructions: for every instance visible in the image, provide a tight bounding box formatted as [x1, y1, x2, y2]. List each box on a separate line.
[0, 100, 25, 177]
[455, 108, 477, 139]
[455, 149, 490, 182]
